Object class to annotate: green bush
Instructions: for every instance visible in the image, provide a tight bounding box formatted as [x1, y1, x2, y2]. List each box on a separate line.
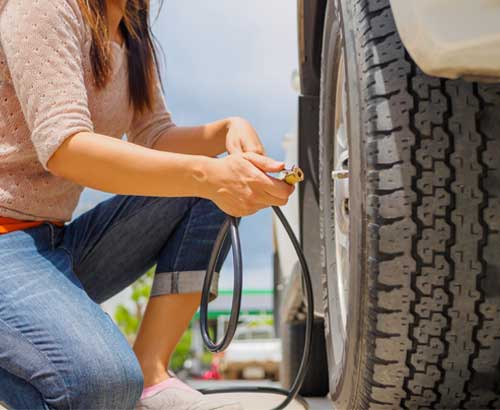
[114, 266, 192, 371]
[114, 267, 153, 337]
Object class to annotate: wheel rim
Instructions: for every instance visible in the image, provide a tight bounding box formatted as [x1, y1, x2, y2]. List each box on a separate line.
[332, 53, 350, 335]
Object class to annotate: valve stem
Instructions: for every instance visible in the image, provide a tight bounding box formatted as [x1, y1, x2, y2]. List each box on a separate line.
[332, 170, 349, 180]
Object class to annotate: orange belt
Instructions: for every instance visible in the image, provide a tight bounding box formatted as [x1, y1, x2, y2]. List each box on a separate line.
[0, 217, 64, 234]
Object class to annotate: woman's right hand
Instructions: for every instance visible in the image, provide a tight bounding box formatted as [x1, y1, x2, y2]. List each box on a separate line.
[205, 152, 295, 217]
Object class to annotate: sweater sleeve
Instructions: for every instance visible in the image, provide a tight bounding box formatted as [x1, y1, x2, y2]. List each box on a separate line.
[127, 76, 175, 149]
[0, 0, 94, 171]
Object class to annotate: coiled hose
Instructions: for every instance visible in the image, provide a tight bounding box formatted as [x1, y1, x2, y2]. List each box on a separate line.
[199, 169, 314, 410]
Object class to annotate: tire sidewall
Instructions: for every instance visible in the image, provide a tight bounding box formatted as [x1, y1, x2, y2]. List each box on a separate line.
[319, 0, 368, 407]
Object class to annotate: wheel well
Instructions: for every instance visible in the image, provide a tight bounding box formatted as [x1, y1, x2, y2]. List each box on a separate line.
[296, 0, 328, 316]
[298, 0, 327, 97]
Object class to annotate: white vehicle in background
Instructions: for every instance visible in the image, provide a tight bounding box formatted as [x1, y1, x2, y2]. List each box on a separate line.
[275, 1, 500, 409]
[220, 324, 281, 381]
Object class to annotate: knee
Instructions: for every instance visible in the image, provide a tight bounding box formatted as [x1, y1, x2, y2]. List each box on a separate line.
[69, 350, 144, 410]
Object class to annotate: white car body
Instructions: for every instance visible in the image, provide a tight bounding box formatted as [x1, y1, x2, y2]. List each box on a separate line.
[273, 72, 301, 290]
[273, 128, 300, 287]
[390, 0, 500, 80]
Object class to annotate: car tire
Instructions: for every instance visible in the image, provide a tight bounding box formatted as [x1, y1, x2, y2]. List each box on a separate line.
[319, 0, 500, 409]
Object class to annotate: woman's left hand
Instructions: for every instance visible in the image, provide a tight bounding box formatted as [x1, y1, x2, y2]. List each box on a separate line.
[225, 117, 266, 155]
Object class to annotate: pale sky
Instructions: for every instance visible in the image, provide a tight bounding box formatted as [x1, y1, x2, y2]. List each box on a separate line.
[77, 0, 299, 290]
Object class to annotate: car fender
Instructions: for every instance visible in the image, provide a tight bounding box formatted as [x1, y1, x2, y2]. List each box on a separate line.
[390, 0, 500, 80]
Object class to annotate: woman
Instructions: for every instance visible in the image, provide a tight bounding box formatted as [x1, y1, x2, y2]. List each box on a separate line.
[0, 0, 294, 409]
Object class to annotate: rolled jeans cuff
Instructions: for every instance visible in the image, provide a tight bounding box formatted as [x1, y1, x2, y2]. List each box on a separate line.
[150, 270, 219, 301]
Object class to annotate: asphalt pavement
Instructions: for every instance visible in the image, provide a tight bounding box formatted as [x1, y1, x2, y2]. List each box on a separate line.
[0, 380, 332, 410]
[188, 379, 333, 410]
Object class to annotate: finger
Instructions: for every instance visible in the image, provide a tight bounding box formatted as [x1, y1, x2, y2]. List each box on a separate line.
[261, 175, 295, 200]
[227, 140, 243, 155]
[257, 192, 288, 207]
[242, 141, 265, 155]
[246, 146, 265, 155]
[238, 206, 260, 217]
[243, 152, 285, 173]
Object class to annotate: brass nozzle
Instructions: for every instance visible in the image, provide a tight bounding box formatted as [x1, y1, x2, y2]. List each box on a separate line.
[282, 166, 304, 185]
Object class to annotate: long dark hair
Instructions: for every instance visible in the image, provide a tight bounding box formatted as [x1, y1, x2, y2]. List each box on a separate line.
[77, 0, 163, 114]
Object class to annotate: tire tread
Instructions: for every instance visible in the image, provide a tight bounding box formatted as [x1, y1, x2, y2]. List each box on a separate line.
[330, 0, 500, 408]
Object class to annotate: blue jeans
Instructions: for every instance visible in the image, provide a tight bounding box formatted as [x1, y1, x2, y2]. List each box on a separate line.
[0, 195, 228, 410]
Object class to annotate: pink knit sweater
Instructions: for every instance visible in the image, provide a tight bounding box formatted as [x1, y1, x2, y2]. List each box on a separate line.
[0, 0, 175, 222]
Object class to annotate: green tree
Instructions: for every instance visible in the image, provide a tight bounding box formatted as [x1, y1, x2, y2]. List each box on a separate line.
[114, 266, 193, 371]
[114, 267, 154, 338]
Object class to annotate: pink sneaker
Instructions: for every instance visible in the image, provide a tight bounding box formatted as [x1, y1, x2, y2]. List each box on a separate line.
[135, 378, 242, 410]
